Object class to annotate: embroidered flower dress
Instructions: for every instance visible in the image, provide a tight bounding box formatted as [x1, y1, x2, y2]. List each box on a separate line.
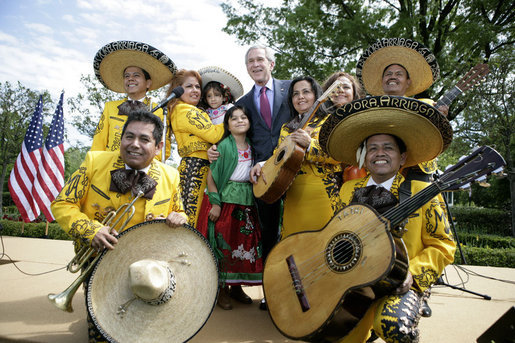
[197, 135, 263, 285]
[206, 104, 233, 125]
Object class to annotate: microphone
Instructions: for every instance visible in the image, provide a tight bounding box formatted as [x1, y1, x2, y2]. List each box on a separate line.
[151, 86, 184, 112]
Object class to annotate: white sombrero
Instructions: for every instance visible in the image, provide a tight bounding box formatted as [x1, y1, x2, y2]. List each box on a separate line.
[93, 41, 177, 93]
[87, 220, 218, 343]
[198, 66, 244, 100]
[319, 96, 452, 168]
[356, 38, 440, 96]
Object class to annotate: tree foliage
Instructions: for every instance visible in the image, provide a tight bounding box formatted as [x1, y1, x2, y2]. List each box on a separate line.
[222, 0, 513, 116]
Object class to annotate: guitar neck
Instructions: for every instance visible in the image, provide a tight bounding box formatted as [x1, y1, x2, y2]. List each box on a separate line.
[384, 183, 442, 227]
[435, 86, 462, 108]
[297, 100, 323, 130]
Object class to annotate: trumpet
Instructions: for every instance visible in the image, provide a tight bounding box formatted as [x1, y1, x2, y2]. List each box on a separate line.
[48, 191, 145, 312]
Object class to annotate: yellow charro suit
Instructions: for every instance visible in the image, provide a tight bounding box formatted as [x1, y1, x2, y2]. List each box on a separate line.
[91, 98, 172, 160]
[170, 100, 224, 226]
[337, 172, 456, 343]
[51, 151, 185, 250]
[277, 116, 343, 239]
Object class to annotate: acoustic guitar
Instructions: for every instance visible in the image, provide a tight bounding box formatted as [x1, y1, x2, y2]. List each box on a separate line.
[263, 146, 505, 341]
[253, 80, 344, 203]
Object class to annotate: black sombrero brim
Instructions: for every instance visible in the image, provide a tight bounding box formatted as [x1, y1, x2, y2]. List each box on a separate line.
[93, 41, 177, 93]
[319, 96, 452, 167]
[356, 38, 440, 96]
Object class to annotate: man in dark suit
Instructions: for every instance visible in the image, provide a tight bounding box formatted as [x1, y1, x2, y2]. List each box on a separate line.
[208, 45, 291, 309]
[237, 45, 291, 265]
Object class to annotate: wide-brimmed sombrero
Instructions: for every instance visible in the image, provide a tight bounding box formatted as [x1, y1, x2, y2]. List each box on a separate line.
[356, 38, 440, 96]
[198, 66, 244, 100]
[319, 96, 452, 168]
[93, 41, 177, 93]
[87, 220, 218, 343]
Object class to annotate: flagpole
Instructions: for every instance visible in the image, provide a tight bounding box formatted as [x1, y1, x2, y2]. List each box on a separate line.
[45, 220, 49, 238]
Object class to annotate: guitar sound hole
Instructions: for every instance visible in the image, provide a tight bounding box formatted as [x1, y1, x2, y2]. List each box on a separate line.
[326, 232, 362, 273]
[275, 148, 286, 163]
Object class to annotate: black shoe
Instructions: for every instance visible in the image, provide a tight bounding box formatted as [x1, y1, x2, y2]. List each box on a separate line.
[229, 285, 253, 304]
[421, 299, 432, 317]
[259, 298, 267, 311]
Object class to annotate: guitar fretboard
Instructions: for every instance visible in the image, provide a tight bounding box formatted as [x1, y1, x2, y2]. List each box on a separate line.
[435, 86, 462, 108]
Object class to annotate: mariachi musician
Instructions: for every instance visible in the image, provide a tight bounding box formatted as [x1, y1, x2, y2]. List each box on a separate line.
[321, 96, 456, 342]
[90, 40, 177, 161]
[51, 111, 187, 342]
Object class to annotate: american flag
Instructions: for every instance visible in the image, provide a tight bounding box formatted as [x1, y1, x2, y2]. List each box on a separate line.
[33, 92, 65, 221]
[8, 96, 44, 222]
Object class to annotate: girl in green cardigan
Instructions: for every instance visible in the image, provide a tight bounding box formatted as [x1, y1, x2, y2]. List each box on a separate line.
[199, 106, 263, 310]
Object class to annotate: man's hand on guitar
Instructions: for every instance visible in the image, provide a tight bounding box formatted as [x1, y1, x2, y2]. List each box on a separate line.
[250, 163, 266, 185]
[394, 271, 413, 295]
[207, 144, 220, 163]
[290, 129, 311, 149]
[92, 226, 119, 251]
[436, 105, 449, 117]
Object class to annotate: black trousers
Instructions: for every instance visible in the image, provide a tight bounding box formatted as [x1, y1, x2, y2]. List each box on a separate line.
[254, 197, 282, 261]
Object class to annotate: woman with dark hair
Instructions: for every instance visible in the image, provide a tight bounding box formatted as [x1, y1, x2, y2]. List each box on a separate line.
[255, 76, 344, 238]
[166, 69, 224, 226]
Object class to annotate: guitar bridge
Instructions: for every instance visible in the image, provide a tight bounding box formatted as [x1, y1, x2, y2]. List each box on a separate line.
[286, 255, 310, 312]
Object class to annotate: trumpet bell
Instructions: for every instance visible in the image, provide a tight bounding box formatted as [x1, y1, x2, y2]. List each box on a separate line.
[48, 292, 74, 313]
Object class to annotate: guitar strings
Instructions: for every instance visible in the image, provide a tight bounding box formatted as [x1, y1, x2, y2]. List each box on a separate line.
[291, 184, 445, 291]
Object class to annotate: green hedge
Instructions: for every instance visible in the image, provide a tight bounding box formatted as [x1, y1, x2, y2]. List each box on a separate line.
[450, 206, 511, 236]
[0, 220, 70, 240]
[456, 232, 515, 249]
[454, 245, 515, 268]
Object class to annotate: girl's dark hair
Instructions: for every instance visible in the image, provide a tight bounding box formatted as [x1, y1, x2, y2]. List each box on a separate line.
[218, 105, 252, 144]
[284, 76, 326, 132]
[198, 81, 235, 110]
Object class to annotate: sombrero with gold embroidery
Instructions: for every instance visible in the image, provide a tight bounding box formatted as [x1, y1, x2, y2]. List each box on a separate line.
[319, 96, 452, 168]
[198, 66, 244, 100]
[94, 41, 177, 93]
[356, 38, 440, 96]
[87, 220, 218, 343]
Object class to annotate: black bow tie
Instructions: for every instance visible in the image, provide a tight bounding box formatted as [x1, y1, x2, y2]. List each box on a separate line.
[350, 185, 398, 215]
[109, 168, 157, 199]
[117, 100, 149, 116]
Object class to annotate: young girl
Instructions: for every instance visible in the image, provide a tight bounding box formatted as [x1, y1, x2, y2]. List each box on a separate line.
[198, 106, 263, 310]
[199, 81, 234, 124]
[198, 67, 244, 125]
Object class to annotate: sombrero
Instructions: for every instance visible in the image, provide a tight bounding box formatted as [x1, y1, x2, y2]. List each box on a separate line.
[93, 41, 177, 93]
[198, 66, 244, 100]
[356, 38, 440, 96]
[319, 96, 452, 168]
[87, 220, 218, 343]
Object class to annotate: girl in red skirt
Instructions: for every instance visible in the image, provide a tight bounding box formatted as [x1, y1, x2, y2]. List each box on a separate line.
[198, 105, 263, 310]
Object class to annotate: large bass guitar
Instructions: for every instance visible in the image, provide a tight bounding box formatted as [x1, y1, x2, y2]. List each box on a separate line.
[263, 146, 505, 341]
[253, 80, 343, 204]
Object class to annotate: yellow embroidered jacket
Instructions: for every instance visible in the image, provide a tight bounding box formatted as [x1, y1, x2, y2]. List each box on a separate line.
[51, 151, 185, 250]
[91, 99, 171, 160]
[170, 101, 224, 160]
[340, 173, 456, 292]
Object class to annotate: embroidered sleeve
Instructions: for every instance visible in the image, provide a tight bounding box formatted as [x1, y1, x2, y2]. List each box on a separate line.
[51, 153, 104, 246]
